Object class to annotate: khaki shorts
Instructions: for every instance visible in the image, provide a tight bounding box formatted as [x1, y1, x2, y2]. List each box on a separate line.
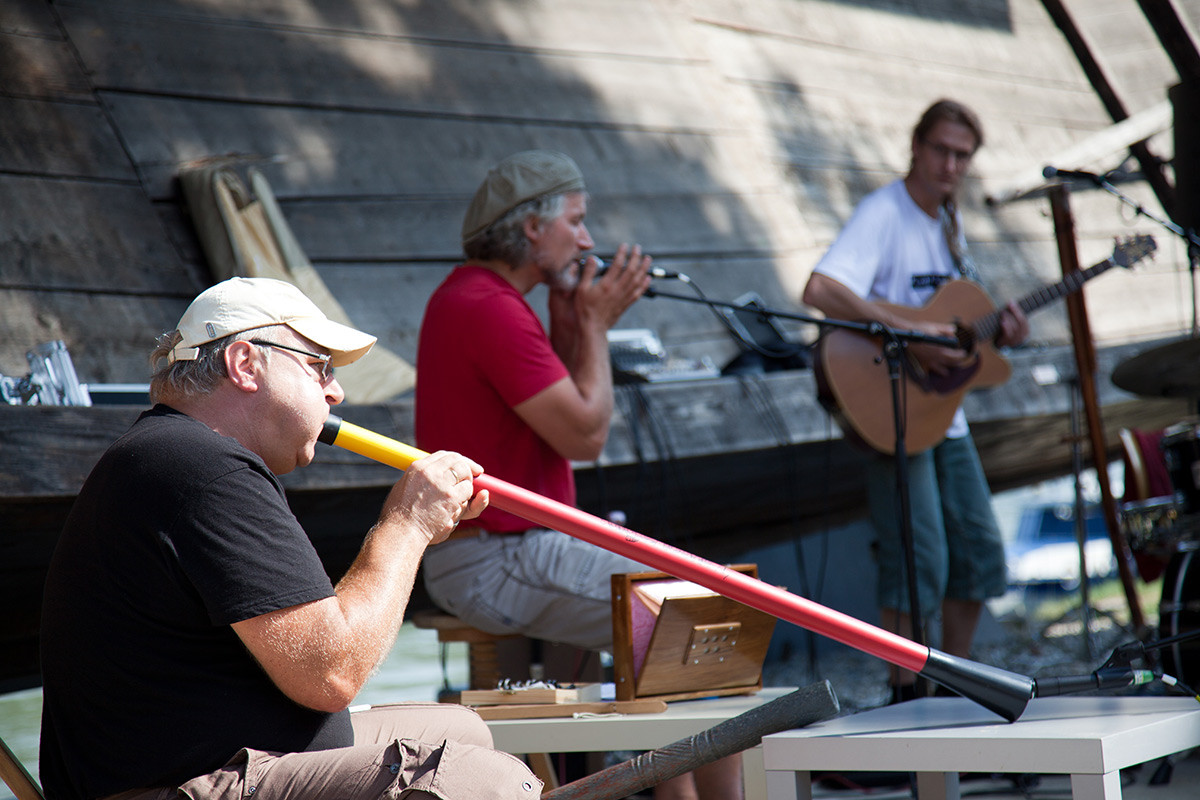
[107, 703, 540, 800]
[867, 434, 1008, 616]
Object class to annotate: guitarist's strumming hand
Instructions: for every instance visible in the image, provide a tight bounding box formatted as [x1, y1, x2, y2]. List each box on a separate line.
[909, 300, 1026, 376]
[907, 319, 970, 377]
[995, 301, 1029, 348]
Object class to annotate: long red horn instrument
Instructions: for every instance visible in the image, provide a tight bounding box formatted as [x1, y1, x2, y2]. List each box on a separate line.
[320, 415, 1033, 721]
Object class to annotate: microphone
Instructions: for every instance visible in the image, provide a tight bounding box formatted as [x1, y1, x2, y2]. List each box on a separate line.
[1033, 667, 1155, 697]
[583, 257, 681, 280]
[1042, 166, 1105, 182]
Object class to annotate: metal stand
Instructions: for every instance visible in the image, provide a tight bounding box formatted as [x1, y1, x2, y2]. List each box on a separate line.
[1072, 171, 1200, 336]
[876, 325, 929, 683]
[645, 285, 956, 686]
[1188, 229, 1198, 338]
[0, 340, 92, 406]
[1067, 376, 1097, 661]
[1031, 374, 1131, 664]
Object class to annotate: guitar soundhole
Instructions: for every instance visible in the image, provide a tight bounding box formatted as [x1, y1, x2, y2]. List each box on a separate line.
[955, 324, 977, 353]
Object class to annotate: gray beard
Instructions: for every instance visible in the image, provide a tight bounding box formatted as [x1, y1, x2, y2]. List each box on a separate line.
[538, 254, 579, 292]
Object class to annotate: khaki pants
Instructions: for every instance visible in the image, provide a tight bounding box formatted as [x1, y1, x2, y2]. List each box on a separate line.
[109, 703, 541, 800]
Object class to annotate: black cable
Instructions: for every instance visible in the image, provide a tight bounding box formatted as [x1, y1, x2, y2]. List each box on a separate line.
[745, 374, 821, 677]
[438, 642, 451, 693]
[887, 350, 911, 622]
[627, 382, 692, 549]
[615, 383, 683, 546]
[614, 385, 654, 533]
[800, 412, 837, 683]
[652, 275, 809, 360]
[739, 375, 810, 587]
[624, 384, 667, 537]
[589, 456, 610, 521]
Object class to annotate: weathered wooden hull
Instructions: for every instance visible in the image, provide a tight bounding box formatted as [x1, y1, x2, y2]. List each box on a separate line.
[3, 340, 1190, 690]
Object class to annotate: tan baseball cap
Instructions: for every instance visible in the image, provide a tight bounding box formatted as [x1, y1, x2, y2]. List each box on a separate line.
[168, 277, 377, 367]
[461, 150, 586, 242]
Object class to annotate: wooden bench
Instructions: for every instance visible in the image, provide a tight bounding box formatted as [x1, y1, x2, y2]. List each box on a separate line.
[0, 733, 42, 800]
[409, 609, 525, 692]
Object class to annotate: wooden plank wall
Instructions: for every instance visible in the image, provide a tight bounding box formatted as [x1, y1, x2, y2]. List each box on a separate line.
[2, 0, 1197, 389]
[1, 0, 204, 383]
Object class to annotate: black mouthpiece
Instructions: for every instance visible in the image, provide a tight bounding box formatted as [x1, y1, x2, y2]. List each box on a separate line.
[319, 414, 342, 446]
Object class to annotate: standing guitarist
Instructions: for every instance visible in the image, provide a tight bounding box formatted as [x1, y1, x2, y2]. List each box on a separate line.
[802, 99, 1029, 704]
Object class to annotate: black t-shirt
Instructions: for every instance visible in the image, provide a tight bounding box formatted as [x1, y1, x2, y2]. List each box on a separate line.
[39, 406, 353, 800]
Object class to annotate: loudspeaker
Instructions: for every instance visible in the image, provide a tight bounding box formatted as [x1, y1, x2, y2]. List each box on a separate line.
[1170, 81, 1200, 231]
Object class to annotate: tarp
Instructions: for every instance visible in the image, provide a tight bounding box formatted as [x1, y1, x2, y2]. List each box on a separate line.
[179, 163, 415, 402]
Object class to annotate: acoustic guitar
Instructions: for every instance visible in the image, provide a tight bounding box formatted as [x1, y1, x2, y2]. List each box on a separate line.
[815, 234, 1157, 455]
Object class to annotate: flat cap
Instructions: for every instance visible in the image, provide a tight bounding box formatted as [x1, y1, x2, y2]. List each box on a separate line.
[461, 150, 586, 242]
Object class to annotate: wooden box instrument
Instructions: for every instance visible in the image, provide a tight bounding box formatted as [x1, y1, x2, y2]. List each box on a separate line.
[611, 564, 776, 702]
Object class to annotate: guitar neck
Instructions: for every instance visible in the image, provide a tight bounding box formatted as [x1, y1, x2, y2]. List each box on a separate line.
[971, 257, 1115, 342]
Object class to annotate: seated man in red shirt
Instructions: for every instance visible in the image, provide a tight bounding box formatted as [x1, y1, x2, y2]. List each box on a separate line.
[416, 150, 743, 800]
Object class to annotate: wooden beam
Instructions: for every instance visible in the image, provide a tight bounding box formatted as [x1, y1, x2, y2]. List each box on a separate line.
[1038, 0, 1177, 217]
[1136, 0, 1200, 83]
[985, 101, 1171, 205]
[1048, 183, 1146, 632]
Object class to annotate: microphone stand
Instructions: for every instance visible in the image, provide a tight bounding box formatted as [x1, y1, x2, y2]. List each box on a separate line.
[1067, 375, 1097, 662]
[1074, 172, 1200, 337]
[646, 286, 959, 684]
[1031, 627, 1200, 700]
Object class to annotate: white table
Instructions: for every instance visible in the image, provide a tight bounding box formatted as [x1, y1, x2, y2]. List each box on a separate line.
[487, 687, 798, 799]
[762, 695, 1200, 800]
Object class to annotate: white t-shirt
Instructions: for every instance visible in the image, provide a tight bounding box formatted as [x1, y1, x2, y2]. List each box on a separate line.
[814, 179, 969, 439]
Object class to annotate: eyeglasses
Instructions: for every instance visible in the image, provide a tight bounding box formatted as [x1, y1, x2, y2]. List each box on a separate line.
[248, 339, 334, 382]
[922, 139, 975, 164]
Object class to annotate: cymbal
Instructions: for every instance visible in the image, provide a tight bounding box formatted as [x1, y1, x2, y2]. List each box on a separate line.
[1112, 337, 1200, 398]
